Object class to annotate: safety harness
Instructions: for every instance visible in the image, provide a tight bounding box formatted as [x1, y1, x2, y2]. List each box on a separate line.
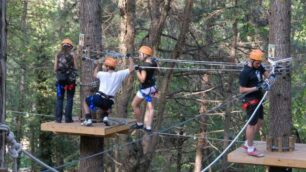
[56, 83, 76, 97]
[140, 86, 158, 103]
[88, 91, 114, 111]
[241, 98, 259, 111]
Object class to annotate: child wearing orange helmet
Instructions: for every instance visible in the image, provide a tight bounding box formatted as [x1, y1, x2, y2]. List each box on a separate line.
[82, 55, 134, 126]
[54, 39, 78, 123]
[131, 46, 158, 133]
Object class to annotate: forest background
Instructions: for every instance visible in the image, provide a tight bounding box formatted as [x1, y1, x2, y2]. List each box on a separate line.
[4, 0, 306, 171]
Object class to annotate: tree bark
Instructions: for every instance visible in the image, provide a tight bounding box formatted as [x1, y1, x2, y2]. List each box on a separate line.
[0, 0, 6, 168]
[146, 0, 172, 47]
[115, 1, 136, 171]
[268, 1, 291, 171]
[15, 0, 28, 169]
[79, 0, 104, 171]
[115, 0, 135, 119]
[143, 0, 193, 170]
[268, 0, 291, 148]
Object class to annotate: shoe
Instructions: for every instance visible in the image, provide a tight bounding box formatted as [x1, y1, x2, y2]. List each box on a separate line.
[130, 123, 144, 130]
[144, 128, 152, 133]
[81, 119, 92, 126]
[55, 120, 62, 123]
[247, 149, 264, 157]
[103, 120, 110, 126]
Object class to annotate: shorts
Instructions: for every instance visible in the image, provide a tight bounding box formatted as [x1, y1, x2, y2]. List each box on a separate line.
[86, 93, 114, 111]
[136, 86, 157, 102]
[246, 103, 263, 126]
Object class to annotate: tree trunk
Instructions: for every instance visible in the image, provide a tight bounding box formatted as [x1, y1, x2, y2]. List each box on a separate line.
[115, 1, 136, 171]
[15, 0, 28, 170]
[268, 0, 291, 149]
[147, 0, 172, 47]
[194, 103, 208, 172]
[268, 0, 291, 171]
[80, 136, 104, 172]
[0, 0, 6, 168]
[143, 0, 193, 170]
[79, 0, 104, 171]
[115, 0, 135, 118]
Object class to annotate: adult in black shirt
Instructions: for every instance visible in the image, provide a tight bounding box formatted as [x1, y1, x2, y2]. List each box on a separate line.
[239, 49, 270, 157]
[131, 46, 158, 133]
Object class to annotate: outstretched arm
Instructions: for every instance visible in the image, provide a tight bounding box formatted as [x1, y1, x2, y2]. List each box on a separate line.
[93, 65, 99, 78]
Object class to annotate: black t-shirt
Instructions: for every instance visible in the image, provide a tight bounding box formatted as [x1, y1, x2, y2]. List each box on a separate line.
[139, 60, 157, 89]
[239, 64, 266, 99]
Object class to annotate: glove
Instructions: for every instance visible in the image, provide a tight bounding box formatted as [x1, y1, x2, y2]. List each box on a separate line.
[257, 81, 271, 91]
[134, 65, 141, 71]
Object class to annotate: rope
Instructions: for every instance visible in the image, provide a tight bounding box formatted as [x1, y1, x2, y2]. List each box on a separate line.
[7, 110, 55, 118]
[201, 91, 268, 172]
[22, 150, 59, 172]
[139, 66, 242, 72]
[1, 123, 58, 172]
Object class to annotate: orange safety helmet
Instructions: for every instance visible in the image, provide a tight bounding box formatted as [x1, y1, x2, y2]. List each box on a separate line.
[104, 56, 117, 68]
[62, 38, 73, 47]
[139, 46, 153, 56]
[249, 49, 264, 61]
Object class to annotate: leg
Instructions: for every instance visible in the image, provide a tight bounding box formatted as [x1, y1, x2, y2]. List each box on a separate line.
[55, 83, 65, 123]
[82, 95, 95, 126]
[246, 124, 256, 147]
[65, 86, 75, 122]
[144, 102, 154, 130]
[245, 104, 264, 157]
[131, 95, 144, 124]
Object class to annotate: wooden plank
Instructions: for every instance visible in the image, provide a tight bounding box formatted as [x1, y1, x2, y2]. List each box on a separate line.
[41, 118, 135, 137]
[228, 141, 306, 169]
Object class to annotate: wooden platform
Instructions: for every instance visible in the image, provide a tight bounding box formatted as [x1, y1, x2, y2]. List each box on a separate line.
[41, 118, 135, 137]
[228, 141, 306, 169]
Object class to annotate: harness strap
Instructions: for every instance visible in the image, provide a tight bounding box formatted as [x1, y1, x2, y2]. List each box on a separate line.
[96, 91, 114, 100]
[242, 99, 259, 110]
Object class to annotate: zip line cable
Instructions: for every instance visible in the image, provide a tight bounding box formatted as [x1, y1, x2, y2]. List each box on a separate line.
[7, 110, 55, 118]
[201, 91, 268, 172]
[22, 150, 59, 172]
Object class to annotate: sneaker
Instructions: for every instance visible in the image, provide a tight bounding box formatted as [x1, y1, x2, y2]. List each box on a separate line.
[130, 123, 143, 130]
[81, 119, 93, 126]
[103, 120, 110, 126]
[144, 128, 152, 133]
[247, 149, 264, 157]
